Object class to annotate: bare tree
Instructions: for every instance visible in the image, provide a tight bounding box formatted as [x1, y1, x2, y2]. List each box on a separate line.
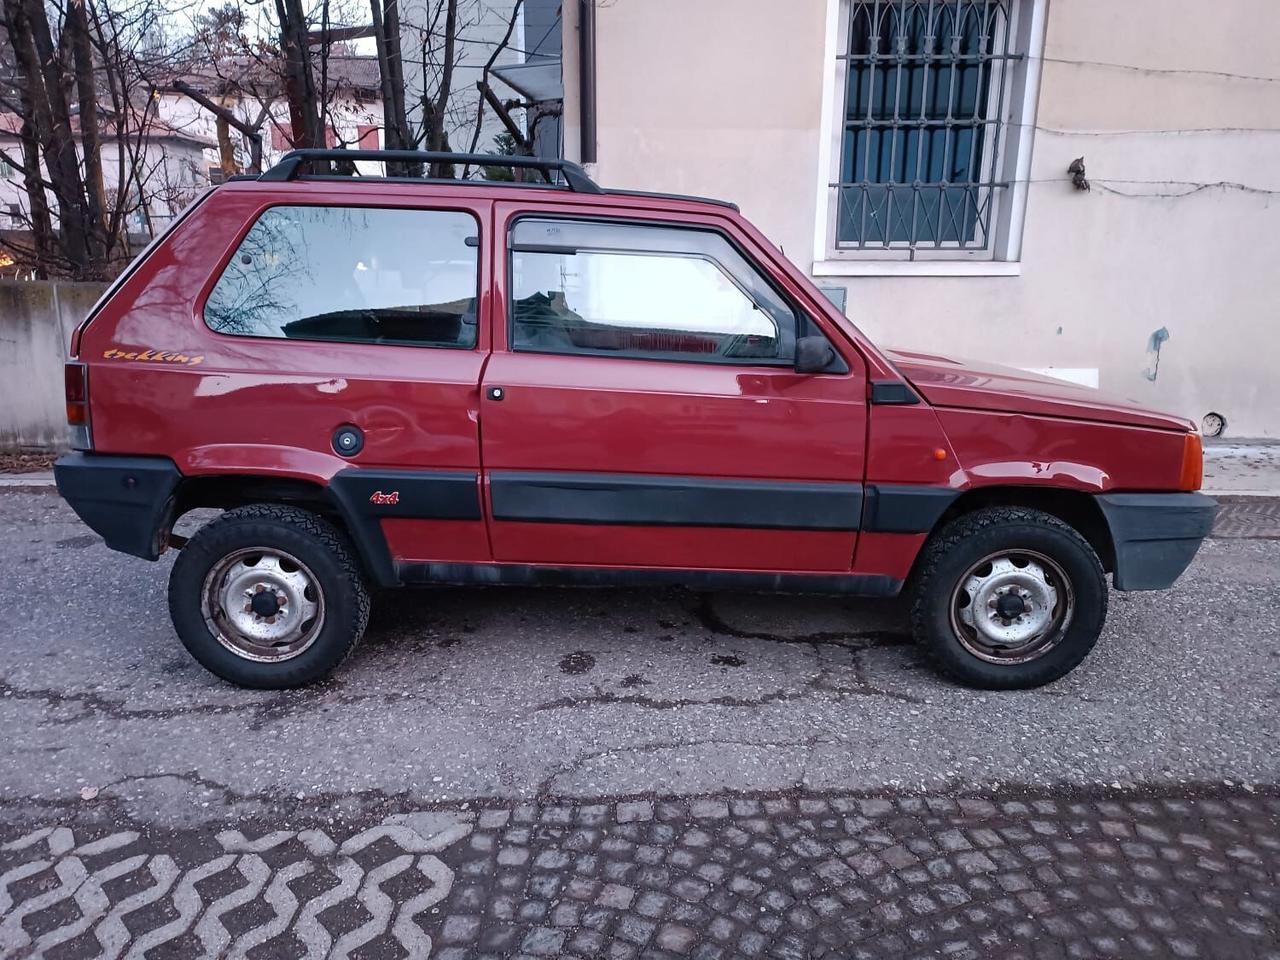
[381, 0, 529, 179]
[463, 0, 522, 159]
[1, 0, 104, 273]
[0, 0, 195, 276]
[0, 0, 538, 278]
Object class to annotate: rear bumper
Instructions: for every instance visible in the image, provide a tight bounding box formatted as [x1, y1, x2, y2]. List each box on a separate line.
[54, 453, 181, 560]
[1096, 492, 1217, 591]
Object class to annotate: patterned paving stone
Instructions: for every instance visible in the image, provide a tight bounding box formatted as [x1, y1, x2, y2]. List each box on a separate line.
[1, 791, 1278, 958]
[1212, 499, 1280, 539]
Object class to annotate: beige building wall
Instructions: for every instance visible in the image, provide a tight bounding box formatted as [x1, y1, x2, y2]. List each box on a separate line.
[563, 0, 1280, 437]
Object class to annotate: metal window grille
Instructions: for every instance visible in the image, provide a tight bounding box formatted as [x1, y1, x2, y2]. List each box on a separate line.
[835, 0, 1021, 251]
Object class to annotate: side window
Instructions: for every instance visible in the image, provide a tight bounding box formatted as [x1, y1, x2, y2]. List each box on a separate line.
[509, 219, 797, 364]
[204, 205, 479, 348]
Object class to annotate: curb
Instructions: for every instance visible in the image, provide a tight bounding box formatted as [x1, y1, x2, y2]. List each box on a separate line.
[0, 472, 54, 491]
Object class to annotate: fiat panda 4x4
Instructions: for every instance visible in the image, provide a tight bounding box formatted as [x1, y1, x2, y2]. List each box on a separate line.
[54, 149, 1216, 691]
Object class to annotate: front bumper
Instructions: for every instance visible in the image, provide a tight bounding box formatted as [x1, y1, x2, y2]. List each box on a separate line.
[54, 453, 182, 560]
[1096, 492, 1217, 591]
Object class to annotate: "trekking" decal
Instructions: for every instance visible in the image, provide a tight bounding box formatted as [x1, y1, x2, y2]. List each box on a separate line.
[103, 348, 205, 366]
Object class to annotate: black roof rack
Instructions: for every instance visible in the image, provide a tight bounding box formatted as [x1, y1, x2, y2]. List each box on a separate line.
[256, 148, 739, 211]
[259, 149, 602, 194]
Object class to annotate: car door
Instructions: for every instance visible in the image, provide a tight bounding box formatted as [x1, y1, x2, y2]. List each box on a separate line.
[184, 193, 495, 579]
[478, 203, 868, 573]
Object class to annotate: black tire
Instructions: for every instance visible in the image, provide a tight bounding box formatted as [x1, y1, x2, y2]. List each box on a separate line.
[168, 504, 370, 689]
[910, 507, 1107, 690]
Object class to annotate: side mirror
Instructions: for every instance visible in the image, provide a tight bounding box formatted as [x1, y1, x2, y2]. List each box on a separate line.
[794, 336, 836, 374]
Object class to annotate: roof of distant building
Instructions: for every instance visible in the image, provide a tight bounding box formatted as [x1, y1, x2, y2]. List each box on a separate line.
[166, 54, 382, 100]
[0, 112, 217, 149]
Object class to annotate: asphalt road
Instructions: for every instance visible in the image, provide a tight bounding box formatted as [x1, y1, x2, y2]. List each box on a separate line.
[2, 490, 1277, 826]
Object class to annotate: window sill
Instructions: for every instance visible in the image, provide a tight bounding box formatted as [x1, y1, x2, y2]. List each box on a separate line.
[811, 259, 1022, 278]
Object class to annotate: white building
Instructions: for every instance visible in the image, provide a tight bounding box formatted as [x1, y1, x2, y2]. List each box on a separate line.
[0, 113, 216, 238]
[559, 0, 1280, 437]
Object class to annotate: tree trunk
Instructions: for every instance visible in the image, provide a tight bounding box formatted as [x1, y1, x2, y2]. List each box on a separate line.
[66, 0, 108, 265]
[370, 0, 419, 176]
[274, 0, 324, 150]
[216, 114, 236, 175]
[17, 120, 54, 278]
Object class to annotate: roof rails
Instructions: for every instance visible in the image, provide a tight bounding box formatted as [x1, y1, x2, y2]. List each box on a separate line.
[259, 149, 602, 194]
[256, 148, 740, 211]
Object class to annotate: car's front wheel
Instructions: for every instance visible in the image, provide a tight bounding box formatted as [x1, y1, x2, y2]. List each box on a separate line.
[168, 504, 370, 688]
[911, 507, 1107, 689]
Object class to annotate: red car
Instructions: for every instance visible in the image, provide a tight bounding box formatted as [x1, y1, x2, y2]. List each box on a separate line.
[54, 150, 1215, 691]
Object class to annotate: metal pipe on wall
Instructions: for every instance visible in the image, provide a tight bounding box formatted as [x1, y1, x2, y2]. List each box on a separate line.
[578, 0, 597, 164]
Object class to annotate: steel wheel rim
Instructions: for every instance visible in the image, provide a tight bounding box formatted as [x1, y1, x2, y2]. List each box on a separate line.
[201, 547, 325, 663]
[948, 549, 1075, 665]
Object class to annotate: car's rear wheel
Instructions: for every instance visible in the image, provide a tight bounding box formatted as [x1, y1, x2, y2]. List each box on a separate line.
[168, 505, 370, 688]
[911, 507, 1107, 689]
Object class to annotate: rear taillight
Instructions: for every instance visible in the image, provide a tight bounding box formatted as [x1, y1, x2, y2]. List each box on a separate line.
[64, 362, 92, 450]
[1179, 431, 1203, 491]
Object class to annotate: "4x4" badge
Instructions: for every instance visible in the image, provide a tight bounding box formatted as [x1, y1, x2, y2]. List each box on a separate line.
[369, 490, 400, 506]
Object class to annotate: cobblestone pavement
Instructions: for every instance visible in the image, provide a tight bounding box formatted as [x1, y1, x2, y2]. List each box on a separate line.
[2, 790, 1278, 959]
[1213, 499, 1280, 539]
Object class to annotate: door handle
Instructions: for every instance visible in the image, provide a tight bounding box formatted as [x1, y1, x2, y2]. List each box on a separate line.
[486, 386, 505, 401]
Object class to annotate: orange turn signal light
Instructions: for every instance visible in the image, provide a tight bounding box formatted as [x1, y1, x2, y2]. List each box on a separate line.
[1179, 432, 1203, 491]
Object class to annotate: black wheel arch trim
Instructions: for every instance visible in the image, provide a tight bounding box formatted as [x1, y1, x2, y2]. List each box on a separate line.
[325, 468, 483, 588]
[54, 452, 182, 560]
[1095, 492, 1217, 591]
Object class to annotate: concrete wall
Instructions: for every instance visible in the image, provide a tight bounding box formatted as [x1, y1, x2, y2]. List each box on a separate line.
[563, 0, 1280, 437]
[0, 282, 106, 450]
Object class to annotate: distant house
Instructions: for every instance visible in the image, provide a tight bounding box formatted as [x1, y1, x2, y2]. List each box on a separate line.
[0, 54, 386, 243]
[0, 112, 217, 238]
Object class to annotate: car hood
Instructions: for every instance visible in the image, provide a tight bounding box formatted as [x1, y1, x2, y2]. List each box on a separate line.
[884, 347, 1195, 432]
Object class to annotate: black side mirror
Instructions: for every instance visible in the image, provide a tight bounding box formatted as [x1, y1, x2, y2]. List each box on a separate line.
[794, 335, 836, 374]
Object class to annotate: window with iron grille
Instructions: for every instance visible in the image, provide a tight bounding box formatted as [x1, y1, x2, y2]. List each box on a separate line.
[832, 0, 1027, 255]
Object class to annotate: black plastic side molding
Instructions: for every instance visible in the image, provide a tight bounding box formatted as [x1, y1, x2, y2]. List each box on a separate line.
[862, 485, 959, 534]
[489, 472, 864, 531]
[398, 561, 902, 597]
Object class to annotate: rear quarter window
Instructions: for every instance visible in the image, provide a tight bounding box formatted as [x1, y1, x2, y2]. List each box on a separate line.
[203, 205, 479, 348]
